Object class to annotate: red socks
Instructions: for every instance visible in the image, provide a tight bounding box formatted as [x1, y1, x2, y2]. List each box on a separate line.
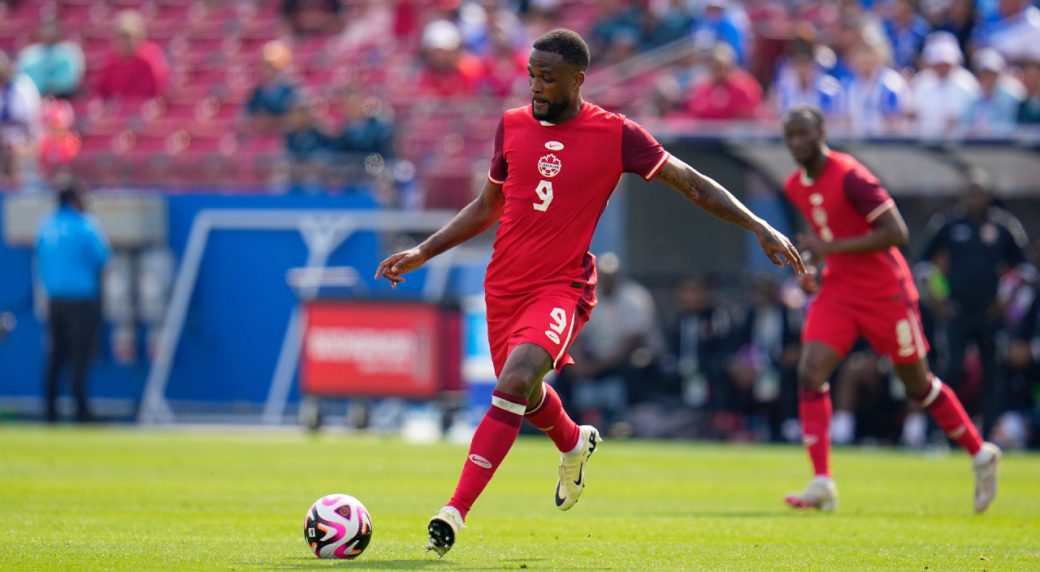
[525, 383, 581, 453]
[799, 386, 832, 477]
[919, 375, 983, 456]
[447, 391, 527, 520]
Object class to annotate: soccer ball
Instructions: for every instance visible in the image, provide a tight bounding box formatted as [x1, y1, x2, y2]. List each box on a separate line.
[304, 494, 373, 559]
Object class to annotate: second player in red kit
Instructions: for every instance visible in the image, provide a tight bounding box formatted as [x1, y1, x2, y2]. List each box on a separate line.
[377, 29, 804, 557]
[780, 106, 1001, 514]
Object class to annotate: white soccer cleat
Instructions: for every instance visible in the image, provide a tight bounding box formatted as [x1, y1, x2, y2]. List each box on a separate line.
[973, 442, 1001, 514]
[784, 476, 838, 512]
[426, 505, 464, 558]
[555, 425, 601, 511]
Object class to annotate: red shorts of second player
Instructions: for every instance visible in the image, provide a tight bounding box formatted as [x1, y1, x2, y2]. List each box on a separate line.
[802, 287, 930, 364]
[486, 286, 594, 378]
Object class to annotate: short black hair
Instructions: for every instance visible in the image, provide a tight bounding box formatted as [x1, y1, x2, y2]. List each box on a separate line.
[783, 105, 825, 129]
[56, 177, 84, 207]
[532, 28, 590, 70]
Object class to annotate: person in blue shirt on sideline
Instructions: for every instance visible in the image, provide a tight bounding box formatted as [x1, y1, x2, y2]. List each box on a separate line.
[35, 179, 109, 422]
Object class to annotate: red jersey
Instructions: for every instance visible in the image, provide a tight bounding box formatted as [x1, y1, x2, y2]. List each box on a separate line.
[485, 101, 669, 299]
[784, 150, 917, 301]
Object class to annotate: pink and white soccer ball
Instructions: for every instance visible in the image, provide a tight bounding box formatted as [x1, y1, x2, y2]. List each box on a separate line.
[303, 494, 373, 559]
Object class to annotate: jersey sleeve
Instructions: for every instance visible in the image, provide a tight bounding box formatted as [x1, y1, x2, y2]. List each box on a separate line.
[621, 118, 670, 181]
[488, 117, 507, 185]
[843, 168, 894, 223]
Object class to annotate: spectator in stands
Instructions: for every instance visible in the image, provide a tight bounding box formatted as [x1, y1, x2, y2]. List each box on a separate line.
[16, 20, 84, 98]
[333, 87, 395, 160]
[282, 0, 344, 37]
[962, 48, 1024, 135]
[0, 51, 41, 189]
[650, 41, 709, 117]
[243, 41, 299, 135]
[882, 0, 930, 70]
[569, 253, 662, 432]
[477, 24, 528, 97]
[975, 0, 1040, 64]
[1017, 57, 1040, 125]
[920, 169, 1031, 435]
[416, 20, 483, 98]
[726, 273, 802, 441]
[283, 100, 331, 194]
[773, 39, 844, 117]
[685, 43, 762, 120]
[930, 0, 977, 57]
[37, 99, 79, 181]
[455, 0, 527, 58]
[664, 276, 733, 410]
[95, 10, 168, 102]
[843, 28, 911, 136]
[910, 31, 980, 138]
[36, 179, 109, 423]
[587, 0, 644, 66]
[691, 0, 748, 66]
[641, 0, 694, 51]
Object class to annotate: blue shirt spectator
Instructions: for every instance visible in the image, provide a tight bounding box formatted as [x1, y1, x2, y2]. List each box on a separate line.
[774, 49, 844, 116]
[246, 79, 298, 118]
[883, 0, 931, 69]
[16, 21, 84, 98]
[243, 41, 299, 134]
[334, 90, 395, 158]
[962, 48, 1024, 135]
[36, 189, 109, 300]
[692, 0, 747, 65]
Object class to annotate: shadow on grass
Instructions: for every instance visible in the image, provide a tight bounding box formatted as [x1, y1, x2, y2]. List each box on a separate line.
[264, 557, 613, 570]
[264, 557, 451, 570]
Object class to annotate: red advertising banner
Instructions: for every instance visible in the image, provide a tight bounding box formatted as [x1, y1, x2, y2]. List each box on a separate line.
[301, 301, 457, 398]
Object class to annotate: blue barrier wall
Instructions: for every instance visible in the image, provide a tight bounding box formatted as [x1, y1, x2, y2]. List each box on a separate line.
[0, 192, 434, 413]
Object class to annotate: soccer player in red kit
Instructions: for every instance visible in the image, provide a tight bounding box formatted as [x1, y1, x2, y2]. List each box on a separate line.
[376, 29, 805, 556]
[780, 106, 1001, 513]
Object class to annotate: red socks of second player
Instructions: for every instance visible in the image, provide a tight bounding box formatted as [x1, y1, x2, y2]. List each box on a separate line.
[448, 391, 527, 520]
[919, 375, 983, 456]
[799, 386, 832, 477]
[525, 383, 582, 453]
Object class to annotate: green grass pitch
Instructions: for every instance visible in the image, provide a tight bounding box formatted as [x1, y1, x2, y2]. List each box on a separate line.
[1, 426, 1038, 571]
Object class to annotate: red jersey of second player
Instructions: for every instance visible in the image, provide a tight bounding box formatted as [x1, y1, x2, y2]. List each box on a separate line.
[784, 150, 917, 301]
[486, 101, 669, 298]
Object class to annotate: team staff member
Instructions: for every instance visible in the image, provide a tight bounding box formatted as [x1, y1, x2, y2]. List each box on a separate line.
[36, 179, 109, 422]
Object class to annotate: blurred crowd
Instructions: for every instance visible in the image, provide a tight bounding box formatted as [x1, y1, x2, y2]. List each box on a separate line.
[1, 0, 1039, 197]
[555, 178, 1040, 451]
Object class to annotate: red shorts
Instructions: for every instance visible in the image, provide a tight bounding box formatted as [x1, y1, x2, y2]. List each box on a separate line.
[802, 288, 929, 364]
[486, 286, 594, 378]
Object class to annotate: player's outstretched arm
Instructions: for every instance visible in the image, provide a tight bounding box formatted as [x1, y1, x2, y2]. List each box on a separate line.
[797, 208, 909, 260]
[656, 155, 806, 274]
[375, 180, 505, 287]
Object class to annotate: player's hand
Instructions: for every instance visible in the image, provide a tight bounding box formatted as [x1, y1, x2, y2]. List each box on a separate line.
[374, 247, 427, 288]
[796, 232, 829, 261]
[755, 224, 806, 275]
[798, 265, 819, 294]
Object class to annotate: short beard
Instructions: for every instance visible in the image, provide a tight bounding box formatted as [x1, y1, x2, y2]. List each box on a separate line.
[532, 98, 571, 122]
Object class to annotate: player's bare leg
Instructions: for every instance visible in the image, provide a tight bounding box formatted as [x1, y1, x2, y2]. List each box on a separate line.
[785, 341, 842, 511]
[428, 344, 552, 557]
[893, 359, 1001, 513]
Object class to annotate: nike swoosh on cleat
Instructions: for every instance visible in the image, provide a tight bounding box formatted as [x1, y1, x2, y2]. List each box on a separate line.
[573, 464, 584, 487]
[554, 483, 566, 506]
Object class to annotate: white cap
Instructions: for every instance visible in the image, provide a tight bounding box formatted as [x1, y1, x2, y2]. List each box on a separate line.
[972, 48, 1006, 72]
[922, 31, 963, 66]
[421, 20, 461, 51]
